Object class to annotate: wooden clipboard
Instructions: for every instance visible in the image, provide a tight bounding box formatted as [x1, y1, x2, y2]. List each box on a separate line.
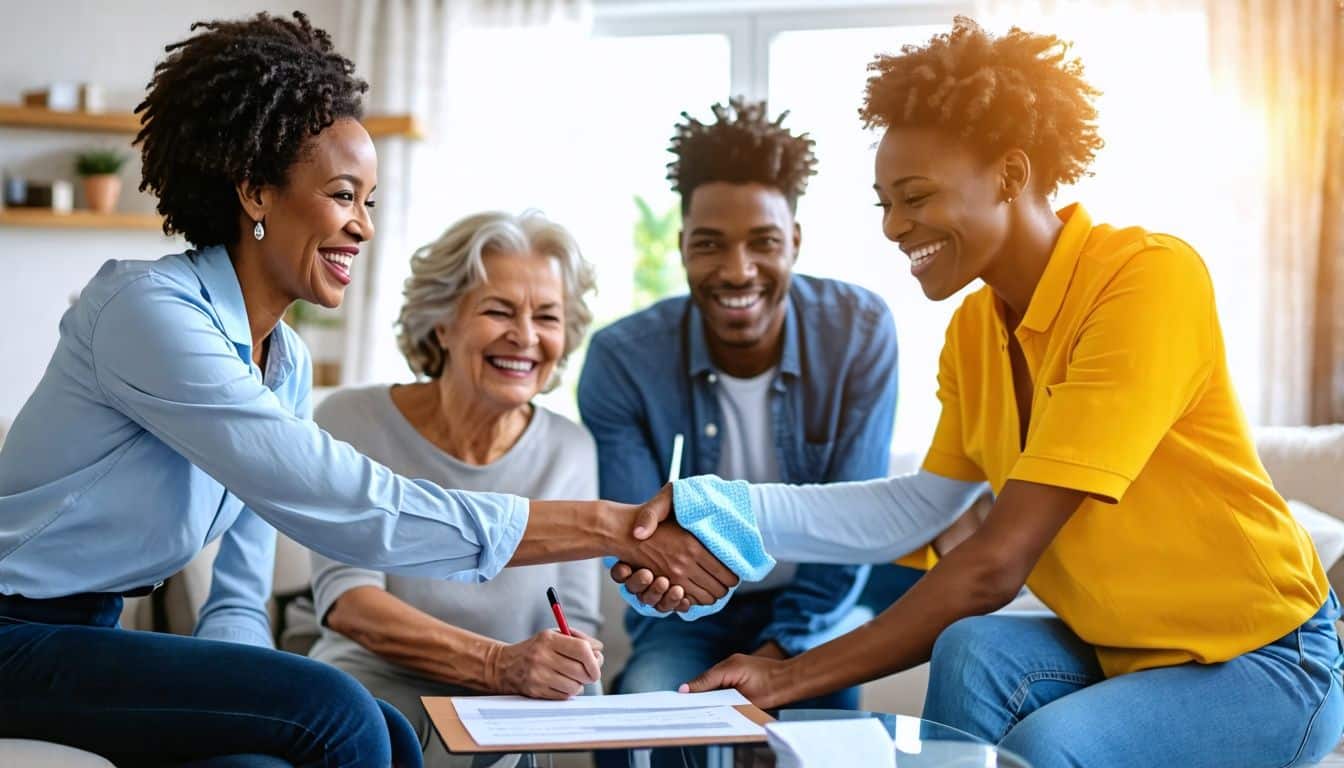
[423, 696, 775, 754]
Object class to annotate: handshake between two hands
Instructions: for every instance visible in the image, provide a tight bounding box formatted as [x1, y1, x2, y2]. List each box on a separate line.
[514, 484, 788, 705]
[609, 484, 740, 613]
[479, 485, 738, 702]
[605, 483, 796, 707]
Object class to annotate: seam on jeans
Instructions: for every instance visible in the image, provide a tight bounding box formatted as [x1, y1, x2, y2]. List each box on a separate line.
[77, 707, 329, 764]
[1277, 663, 1339, 768]
[1334, 629, 1344, 682]
[996, 670, 1096, 743]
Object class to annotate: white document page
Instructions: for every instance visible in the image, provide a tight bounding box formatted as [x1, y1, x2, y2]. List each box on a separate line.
[451, 690, 763, 747]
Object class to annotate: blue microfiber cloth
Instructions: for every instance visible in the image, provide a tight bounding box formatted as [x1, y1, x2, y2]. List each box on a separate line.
[605, 474, 776, 621]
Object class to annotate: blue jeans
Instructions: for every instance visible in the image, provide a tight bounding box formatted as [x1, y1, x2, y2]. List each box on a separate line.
[602, 590, 864, 768]
[923, 592, 1344, 768]
[855, 563, 925, 617]
[0, 592, 422, 767]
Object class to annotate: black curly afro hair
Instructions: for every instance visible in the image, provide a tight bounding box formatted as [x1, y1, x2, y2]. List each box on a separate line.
[667, 97, 818, 215]
[860, 16, 1103, 194]
[134, 11, 369, 247]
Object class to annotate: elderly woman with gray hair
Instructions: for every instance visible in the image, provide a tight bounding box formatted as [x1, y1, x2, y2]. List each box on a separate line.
[307, 210, 602, 768]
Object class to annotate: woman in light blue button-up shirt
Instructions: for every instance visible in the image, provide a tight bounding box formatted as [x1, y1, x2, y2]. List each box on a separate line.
[0, 12, 734, 767]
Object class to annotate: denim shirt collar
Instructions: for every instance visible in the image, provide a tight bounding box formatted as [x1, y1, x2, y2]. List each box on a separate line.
[687, 293, 801, 380]
[189, 245, 294, 387]
[191, 246, 252, 350]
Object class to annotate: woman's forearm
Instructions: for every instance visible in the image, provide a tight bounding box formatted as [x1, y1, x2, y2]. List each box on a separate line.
[768, 479, 1084, 705]
[325, 585, 504, 691]
[754, 471, 987, 563]
[526, 492, 739, 607]
[768, 532, 1019, 703]
[509, 500, 629, 566]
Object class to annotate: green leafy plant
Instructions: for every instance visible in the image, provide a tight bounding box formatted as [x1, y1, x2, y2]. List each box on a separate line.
[632, 195, 683, 309]
[285, 300, 343, 329]
[74, 150, 128, 177]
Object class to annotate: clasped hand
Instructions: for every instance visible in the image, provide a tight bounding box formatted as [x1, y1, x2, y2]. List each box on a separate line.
[613, 484, 738, 612]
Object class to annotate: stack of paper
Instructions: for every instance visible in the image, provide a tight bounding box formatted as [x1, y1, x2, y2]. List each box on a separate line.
[451, 690, 764, 747]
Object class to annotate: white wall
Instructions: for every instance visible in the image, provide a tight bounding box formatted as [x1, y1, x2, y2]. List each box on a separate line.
[0, 0, 343, 423]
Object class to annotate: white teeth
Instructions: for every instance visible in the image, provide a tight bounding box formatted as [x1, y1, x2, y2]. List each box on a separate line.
[490, 358, 535, 372]
[906, 239, 947, 267]
[321, 252, 354, 270]
[716, 293, 761, 309]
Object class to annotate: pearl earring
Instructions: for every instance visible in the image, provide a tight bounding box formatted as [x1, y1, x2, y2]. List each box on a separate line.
[253, 219, 265, 241]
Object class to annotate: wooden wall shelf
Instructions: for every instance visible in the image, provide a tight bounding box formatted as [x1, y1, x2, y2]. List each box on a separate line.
[0, 105, 139, 133]
[362, 114, 426, 140]
[0, 104, 424, 139]
[0, 209, 165, 232]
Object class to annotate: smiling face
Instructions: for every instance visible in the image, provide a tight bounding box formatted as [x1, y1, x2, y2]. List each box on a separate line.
[243, 117, 378, 309]
[873, 126, 1011, 301]
[682, 182, 799, 368]
[434, 249, 565, 412]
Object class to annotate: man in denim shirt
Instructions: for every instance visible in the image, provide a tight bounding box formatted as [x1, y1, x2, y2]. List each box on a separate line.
[579, 100, 925, 733]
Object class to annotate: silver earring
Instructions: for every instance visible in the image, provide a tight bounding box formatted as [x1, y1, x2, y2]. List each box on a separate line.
[253, 219, 265, 241]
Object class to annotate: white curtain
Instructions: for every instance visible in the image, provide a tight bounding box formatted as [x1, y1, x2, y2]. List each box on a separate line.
[1206, 0, 1341, 425]
[973, 0, 1342, 426]
[334, 0, 592, 385]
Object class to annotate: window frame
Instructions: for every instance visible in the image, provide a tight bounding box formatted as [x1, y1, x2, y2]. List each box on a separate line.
[586, 1, 981, 450]
[592, 2, 971, 100]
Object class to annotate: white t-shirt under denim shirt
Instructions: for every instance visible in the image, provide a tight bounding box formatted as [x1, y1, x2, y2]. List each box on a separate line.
[714, 367, 798, 593]
[307, 385, 602, 675]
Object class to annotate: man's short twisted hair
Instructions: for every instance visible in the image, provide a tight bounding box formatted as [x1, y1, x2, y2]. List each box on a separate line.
[135, 11, 368, 247]
[667, 97, 818, 214]
[861, 16, 1103, 193]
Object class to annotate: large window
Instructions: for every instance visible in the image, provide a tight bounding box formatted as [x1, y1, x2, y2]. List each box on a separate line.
[375, 2, 1259, 452]
[767, 22, 968, 453]
[375, 25, 730, 412]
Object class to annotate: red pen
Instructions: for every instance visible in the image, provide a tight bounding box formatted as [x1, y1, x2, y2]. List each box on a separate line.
[547, 586, 573, 636]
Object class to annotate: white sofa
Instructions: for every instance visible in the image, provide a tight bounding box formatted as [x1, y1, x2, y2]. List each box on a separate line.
[6, 425, 1344, 766]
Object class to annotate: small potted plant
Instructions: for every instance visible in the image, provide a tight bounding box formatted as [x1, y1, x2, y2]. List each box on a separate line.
[285, 301, 346, 387]
[74, 150, 128, 213]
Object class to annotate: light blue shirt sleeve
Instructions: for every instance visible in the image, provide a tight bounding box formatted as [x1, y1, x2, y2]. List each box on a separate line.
[195, 507, 276, 647]
[612, 473, 986, 620]
[753, 470, 988, 564]
[90, 274, 529, 583]
[197, 349, 319, 647]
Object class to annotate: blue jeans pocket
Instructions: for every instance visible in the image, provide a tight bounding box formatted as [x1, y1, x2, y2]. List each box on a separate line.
[1284, 667, 1343, 767]
[1279, 594, 1344, 766]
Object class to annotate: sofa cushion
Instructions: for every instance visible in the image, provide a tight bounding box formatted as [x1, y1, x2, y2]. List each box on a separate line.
[273, 532, 311, 597]
[1290, 500, 1344, 576]
[0, 740, 115, 767]
[1255, 425, 1344, 522]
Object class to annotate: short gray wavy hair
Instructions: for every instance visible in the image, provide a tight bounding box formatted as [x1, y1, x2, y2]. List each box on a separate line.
[396, 210, 597, 392]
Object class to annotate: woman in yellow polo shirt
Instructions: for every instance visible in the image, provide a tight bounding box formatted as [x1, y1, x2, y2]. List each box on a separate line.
[617, 16, 1342, 767]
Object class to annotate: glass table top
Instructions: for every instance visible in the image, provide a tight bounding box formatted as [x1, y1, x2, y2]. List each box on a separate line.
[647, 708, 1033, 768]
